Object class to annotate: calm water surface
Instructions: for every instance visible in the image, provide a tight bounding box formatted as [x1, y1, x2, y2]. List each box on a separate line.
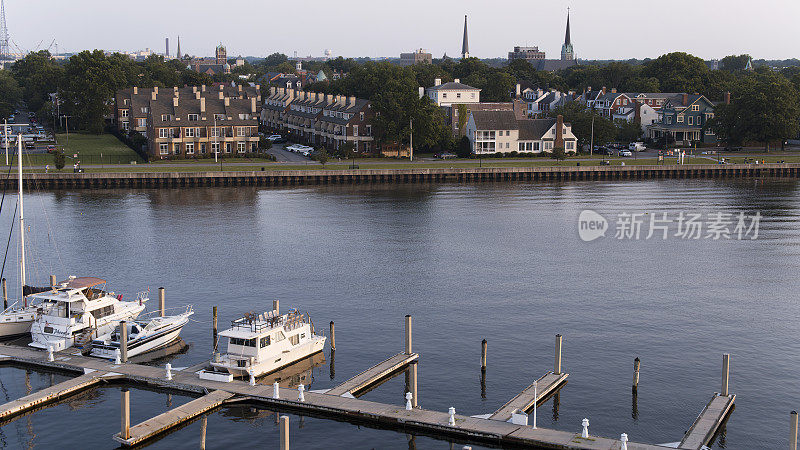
[1, 179, 799, 449]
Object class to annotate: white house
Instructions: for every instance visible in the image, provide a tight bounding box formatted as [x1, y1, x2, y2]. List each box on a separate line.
[612, 102, 659, 135]
[425, 78, 481, 107]
[465, 110, 578, 155]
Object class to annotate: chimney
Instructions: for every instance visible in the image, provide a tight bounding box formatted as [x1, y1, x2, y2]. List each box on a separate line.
[555, 114, 564, 150]
[173, 86, 178, 95]
[219, 84, 224, 91]
[515, 83, 521, 98]
[151, 91, 157, 101]
[454, 78, 460, 84]
[251, 97, 256, 113]
[611, 88, 617, 93]
[601, 86, 606, 95]
[418, 86, 424, 99]
[133, 86, 138, 95]
[238, 85, 242, 93]
[192, 86, 197, 93]
[200, 97, 206, 113]
[173, 97, 179, 107]
[327, 94, 333, 104]
[153, 86, 158, 95]
[634, 101, 641, 122]
[224, 97, 230, 107]
[349, 96, 356, 106]
[219, 91, 224, 100]
[195, 91, 200, 100]
[201, 84, 206, 92]
[682, 93, 689, 106]
[434, 78, 441, 86]
[724, 91, 731, 105]
[270, 87, 276, 96]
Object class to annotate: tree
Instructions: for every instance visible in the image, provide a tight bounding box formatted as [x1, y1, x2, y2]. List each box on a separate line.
[549, 102, 616, 150]
[53, 150, 66, 170]
[10, 50, 64, 116]
[616, 119, 642, 143]
[314, 147, 330, 166]
[551, 146, 566, 161]
[0, 70, 22, 120]
[640, 52, 710, 93]
[720, 55, 752, 72]
[456, 135, 472, 158]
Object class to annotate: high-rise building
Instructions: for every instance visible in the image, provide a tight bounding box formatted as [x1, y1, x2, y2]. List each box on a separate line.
[561, 10, 574, 61]
[461, 15, 469, 59]
[509, 46, 546, 62]
[216, 43, 227, 65]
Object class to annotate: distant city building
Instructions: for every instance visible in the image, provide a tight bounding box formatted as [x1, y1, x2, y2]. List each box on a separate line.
[425, 78, 480, 107]
[462, 15, 469, 59]
[508, 46, 546, 62]
[399, 48, 432, 66]
[215, 43, 227, 65]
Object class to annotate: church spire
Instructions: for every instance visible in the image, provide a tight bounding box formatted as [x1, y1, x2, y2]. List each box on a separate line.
[564, 10, 571, 46]
[561, 9, 574, 61]
[461, 15, 469, 59]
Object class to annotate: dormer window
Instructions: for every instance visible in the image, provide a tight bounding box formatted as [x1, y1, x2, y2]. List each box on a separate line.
[691, 105, 699, 111]
[161, 114, 172, 121]
[188, 114, 198, 121]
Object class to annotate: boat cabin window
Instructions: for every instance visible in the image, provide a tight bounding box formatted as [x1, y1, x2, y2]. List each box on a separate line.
[274, 331, 285, 342]
[229, 337, 255, 347]
[91, 305, 115, 320]
[83, 288, 107, 300]
[260, 336, 271, 348]
[44, 301, 69, 318]
[289, 334, 300, 345]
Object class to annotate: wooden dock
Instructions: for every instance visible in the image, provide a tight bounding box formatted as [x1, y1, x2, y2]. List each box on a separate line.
[490, 371, 569, 422]
[326, 352, 418, 396]
[0, 370, 115, 421]
[678, 394, 735, 450]
[113, 390, 235, 446]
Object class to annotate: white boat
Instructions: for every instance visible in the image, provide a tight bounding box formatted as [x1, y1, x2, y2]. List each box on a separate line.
[0, 136, 41, 338]
[89, 306, 194, 359]
[211, 308, 326, 377]
[28, 276, 148, 351]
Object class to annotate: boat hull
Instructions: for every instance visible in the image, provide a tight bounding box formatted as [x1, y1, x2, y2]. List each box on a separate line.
[212, 336, 326, 377]
[0, 319, 34, 338]
[29, 302, 146, 351]
[90, 325, 185, 359]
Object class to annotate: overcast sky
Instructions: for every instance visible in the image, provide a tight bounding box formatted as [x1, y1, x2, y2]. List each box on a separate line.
[4, 0, 799, 60]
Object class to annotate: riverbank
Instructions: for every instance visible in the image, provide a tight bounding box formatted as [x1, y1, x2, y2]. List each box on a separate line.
[9, 162, 800, 189]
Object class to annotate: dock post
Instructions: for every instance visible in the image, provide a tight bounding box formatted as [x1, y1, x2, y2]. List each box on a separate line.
[405, 392, 413, 410]
[448, 407, 456, 426]
[405, 315, 412, 354]
[632, 357, 640, 391]
[2, 278, 7, 309]
[120, 321, 128, 363]
[532, 380, 538, 429]
[273, 381, 280, 399]
[298, 384, 305, 402]
[159, 287, 165, 317]
[165, 363, 172, 380]
[620, 433, 628, 450]
[200, 415, 207, 450]
[410, 361, 418, 407]
[273, 299, 279, 315]
[721, 353, 730, 396]
[581, 418, 589, 438]
[279, 415, 289, 450]
[212, 306, 218, 353]
[481, 339, 487, 370]
[791, 411, 798, 450]
[50, 275, 56, 289]
[329, 321, 336, 351]
[121, 388, 131, 440]
[47, 345, 54, 362]
[554, 334, 563, 374]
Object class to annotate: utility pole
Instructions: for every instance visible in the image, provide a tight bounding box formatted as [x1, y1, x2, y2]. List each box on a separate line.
[3, 119, 7, 165]
[214, 116, 218, 163]
[408, 119, 413, 162]
[589, 114, 595, 157]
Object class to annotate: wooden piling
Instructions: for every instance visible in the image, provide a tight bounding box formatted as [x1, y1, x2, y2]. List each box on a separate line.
[2, 278, 6, 309]
[212, 306, 218, 352]
[121, 389, 130, 440]
[279, 415, 289, 450]
[481, 339, 487, 370]
[120, 321, 128, 363]
[405, 315, 412, 354]
[273, 299, 279, 315]
[554, 334, 562, 374]
[158, 287, 165, 317]
[50, 275, 56, 289]
[409, 361, 418, 408]
[632, 357, 640, 390]
[721, 353, 730, 396]
[329, 321, 336, 351]
[791, 411, 798, 450]
[200, 415, 207, 450]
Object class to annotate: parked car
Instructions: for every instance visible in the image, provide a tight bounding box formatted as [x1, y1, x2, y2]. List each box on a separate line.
[267, 134, 283, 141]
[435, 152, 457, 159]
[24, 141, 35, 149]
[618, 150, 633, 157]
[286, 144, 314, 156]
[724, 146, 743, 152]
[628, 142, 646, 151]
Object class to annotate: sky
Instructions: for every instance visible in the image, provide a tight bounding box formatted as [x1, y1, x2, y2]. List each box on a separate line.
[4, 0, 799, 61]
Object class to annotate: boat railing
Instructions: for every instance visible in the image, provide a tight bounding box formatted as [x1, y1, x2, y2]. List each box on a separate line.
[138, 304, 193, 321]
[135, 290, 150, 304]
[230, 310, 282, 332]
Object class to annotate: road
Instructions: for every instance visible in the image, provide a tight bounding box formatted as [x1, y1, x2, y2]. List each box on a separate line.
[266, 144, 312, 162]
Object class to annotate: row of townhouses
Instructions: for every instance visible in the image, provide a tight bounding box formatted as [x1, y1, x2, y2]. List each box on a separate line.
[261, 87, 375, 153]
[115, 83, 261, 159]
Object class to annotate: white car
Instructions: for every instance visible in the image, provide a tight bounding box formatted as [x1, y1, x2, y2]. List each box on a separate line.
[618, 150, 633, 157]
[628, 142, 646, 151]
[267, 135, 282, 141]
[286, 144, 314, 156]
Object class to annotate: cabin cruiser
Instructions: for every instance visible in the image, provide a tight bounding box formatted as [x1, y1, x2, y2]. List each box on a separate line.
[28, 277, 148, 352]
[0, 299, 39, 338]
[89, 306, 193, 359]
[211, 308, 326, 377]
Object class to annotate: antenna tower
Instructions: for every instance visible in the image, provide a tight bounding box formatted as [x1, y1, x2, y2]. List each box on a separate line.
[0, 0, 10, 62]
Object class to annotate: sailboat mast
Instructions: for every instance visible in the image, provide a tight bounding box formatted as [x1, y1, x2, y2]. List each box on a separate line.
[17, 135, 25, 307]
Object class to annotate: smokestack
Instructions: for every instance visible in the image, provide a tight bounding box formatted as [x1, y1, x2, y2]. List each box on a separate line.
[682, 93, 689, 106]
[724, 91, 731, 105]
[133, 86, 138, 95]
[251, 97, 256, 113]
[200, 97, 206, 113]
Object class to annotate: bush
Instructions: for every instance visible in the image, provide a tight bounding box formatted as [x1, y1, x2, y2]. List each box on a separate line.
[53, 151, 66, 170]
[551, 147, 566, 161]
[456, 136, 472, 158]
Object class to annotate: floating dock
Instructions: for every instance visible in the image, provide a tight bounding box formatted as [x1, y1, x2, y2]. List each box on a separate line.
[9, 162, 800, 189]
[326, 352, 418, 396]
[678, 393, 735, 450]
[490, 371, 569, 422]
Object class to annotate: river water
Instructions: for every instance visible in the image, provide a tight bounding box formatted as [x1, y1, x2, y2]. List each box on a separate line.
[1, 179, 799, 449]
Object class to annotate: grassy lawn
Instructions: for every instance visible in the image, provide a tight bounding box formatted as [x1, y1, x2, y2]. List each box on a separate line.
[11, 133, 144, 167]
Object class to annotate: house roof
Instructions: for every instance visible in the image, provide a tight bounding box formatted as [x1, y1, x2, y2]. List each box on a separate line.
[471, 110, 518, 130]
[518, 118, 556, 140]
[428, 81, 480, 91]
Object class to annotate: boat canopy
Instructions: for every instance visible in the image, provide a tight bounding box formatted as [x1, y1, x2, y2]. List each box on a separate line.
[57, 277, 107, 290]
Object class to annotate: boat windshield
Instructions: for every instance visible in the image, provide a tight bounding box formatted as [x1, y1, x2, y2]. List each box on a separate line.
[38, 299, 69, 318]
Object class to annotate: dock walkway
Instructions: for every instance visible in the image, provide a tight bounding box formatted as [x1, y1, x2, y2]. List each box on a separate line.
[678, 394, 735, 449]
[490, 371, 569, 422]
[0, 370, 114, 421]
[326, 352, 418, 396]
[113, 390, 234, 446]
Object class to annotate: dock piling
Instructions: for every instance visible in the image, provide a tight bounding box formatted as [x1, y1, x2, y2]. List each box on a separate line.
[47, 345, 54, 362]
[581, 418, 589, 438]
[279, 415, 289, 450]
[633, 357, 640, 391]
[50, 275, 56, 289]
[554, 334, 563, 374]
[200, 416, 207, 450]
[212, 306, 218, 353]
[721, 353, 730, 396]
[329, 321, 336, 351]
[273, 299, 279, 315]
[791, 411, 798, 450]
[121, 389, 131, 440]
[2, 278, 7, 309]
[165, 363, 172, 381]
[481, 339, 487, 370]
[410, 361, 418, 407]
[158, 287, 165, 317]
[532, 380, 537, 429]
[405, 315, 412, 354]
[120, 321, 128, 363]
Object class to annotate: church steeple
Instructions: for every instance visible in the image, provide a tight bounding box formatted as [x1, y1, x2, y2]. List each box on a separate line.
[461, 15, 469, 59]
[561, 10, 574, 61]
